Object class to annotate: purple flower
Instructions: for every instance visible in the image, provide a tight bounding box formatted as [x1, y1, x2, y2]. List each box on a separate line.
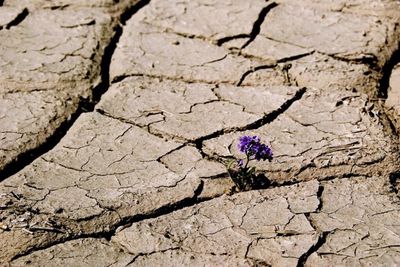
[238, 135, 273, 161]
[254, 143, 273, 161]
[238, 135, 260, 154]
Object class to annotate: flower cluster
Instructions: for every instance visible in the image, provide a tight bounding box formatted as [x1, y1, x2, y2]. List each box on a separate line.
[227, 135, 273, 191]
[238, 135, 273, 162]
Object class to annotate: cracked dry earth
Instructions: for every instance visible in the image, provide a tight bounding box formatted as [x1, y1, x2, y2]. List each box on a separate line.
[1, 0, 400, 266]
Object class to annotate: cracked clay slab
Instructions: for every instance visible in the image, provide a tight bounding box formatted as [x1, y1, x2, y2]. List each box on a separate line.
[109, 19, 267, 84]
[9, 176, 400, 266]
[129, 0, 267, 46]
[97, 76, 301, 142]
[307, 176, 400, 266]
[112, 180, 321, 266]
[204, 88, 399, 183]
[0, 91, 75, 178]
[0, 9, 111, 92]
[241, 52, 381, 95]
[11, 238, 135, 267]
[276, 0, 400, 18]
[1, 0, 400, 266]
[255, 3, 400, 68]
[0, 8, 114, 172]
[11, 180, 321, 266]
[0, 112, 205, 261]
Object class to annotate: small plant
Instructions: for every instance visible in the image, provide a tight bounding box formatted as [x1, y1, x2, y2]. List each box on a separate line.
[228, 135, 273, 191]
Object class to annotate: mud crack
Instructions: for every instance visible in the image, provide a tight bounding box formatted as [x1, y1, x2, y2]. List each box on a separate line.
[2, 8, 29, 30]
[296, 231, 330, 267]
[241, 1, 278, 49]
[389, 171, 400, 194]
[194, 87, 306, 156]
[379, 43, 400, 98]
[11, 180, 205, 261]
[237, 64, 277, 86]
[0, 0, 150, 181]
[216, 1, 279, 49]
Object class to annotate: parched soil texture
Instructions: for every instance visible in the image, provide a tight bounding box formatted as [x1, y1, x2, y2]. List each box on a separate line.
[1, 0, 400, 266]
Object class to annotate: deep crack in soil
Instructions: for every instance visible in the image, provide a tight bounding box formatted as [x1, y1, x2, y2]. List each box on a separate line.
[11, 180, 205, 261]
[0, 0, 150, 181]
[241, 1, 279, 49]
[4, 8, 29, 30]
[2, 0, 400, 265]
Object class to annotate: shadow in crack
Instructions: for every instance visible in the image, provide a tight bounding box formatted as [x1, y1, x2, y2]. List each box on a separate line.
[389, 171, 400, 194]
[0, 0, 150, 181]
[379, 46, 400, 98]
[228, 169, 271, 192]
[5, 8, 29, 29]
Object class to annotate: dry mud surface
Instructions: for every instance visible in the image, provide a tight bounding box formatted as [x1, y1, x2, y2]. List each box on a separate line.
[1, 0, 400, 266]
